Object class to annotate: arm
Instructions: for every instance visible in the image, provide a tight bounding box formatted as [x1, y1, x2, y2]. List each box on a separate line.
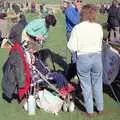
[67, 27, 78, 52]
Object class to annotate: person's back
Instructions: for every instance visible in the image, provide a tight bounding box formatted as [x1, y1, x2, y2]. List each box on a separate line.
[23, 18, 48, 40]
[70, 21, 103, 54]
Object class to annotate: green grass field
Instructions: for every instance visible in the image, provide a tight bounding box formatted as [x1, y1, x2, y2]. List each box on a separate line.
[37, 0, 113, 4]
[0, 2, 120, 119]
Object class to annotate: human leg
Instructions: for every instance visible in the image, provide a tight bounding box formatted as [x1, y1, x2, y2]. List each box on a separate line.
[91, 53, 103, 112]
[114, 27, 120, 40]
[109, 28, 115, 41]
[77, 54, 94, 113]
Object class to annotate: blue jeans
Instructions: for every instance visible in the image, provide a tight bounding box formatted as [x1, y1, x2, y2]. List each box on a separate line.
[76, 52, 103, 113]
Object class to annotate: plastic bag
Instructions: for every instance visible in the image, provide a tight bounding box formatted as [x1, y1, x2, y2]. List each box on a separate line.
[36, 89, 63, 114]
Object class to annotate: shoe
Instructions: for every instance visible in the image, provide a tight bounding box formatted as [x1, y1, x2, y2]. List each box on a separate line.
[85, 112, 94, 119]
[65, 84, 75, 93]
[2, 93, 12, 103]
[81, 112, 94, 119]
[86, 112, 93, 117]
[97, 110, 103, 115]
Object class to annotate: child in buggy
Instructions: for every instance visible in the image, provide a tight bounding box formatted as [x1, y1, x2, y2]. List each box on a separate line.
[2, 39, 75, 114]
[23, 40, 75, 99]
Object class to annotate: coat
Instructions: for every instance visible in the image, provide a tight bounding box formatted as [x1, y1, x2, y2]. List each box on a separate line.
[107, 5, 120, 28]
[2, 42, 31, 100]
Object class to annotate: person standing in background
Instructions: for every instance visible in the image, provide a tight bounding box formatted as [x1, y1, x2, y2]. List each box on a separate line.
[9, 14, 28, 44]
[64, 0, 81, 41]
[63, 0, 82, 80]
[61, 0, 70, 13]
[31, 1, 36, 13]
[40, 3, 49, 18]
[67, 4, 104, 116]
[107, 0, 120, 41]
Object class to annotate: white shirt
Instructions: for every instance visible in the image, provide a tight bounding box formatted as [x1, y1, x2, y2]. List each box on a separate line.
[67, 21, 103, 55]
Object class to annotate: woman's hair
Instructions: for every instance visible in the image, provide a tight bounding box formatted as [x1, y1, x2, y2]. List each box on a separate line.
[112, 0, 118, 6]
[80, 4, 97, 22]
[45, 14, 57, 28]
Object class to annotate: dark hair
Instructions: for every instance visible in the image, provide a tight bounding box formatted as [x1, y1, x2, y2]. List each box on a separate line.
[80, 4, 97, 22]
[45, 14, 56, 28]
[19, 14, 26, 20]
[112, 0, 118, 6]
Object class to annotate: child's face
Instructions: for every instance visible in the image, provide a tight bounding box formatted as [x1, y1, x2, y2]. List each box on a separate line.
[28, 47, 34, 53]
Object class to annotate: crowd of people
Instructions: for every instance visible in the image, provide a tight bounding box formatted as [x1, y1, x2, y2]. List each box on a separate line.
[0, 0, 120, 118]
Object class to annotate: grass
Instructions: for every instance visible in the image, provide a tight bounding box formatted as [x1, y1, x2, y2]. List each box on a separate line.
[36, 0, 60, 4]
[0, 9, 120, 120]
[83, 0, 112, 4]
[36, 0, 113, 4]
